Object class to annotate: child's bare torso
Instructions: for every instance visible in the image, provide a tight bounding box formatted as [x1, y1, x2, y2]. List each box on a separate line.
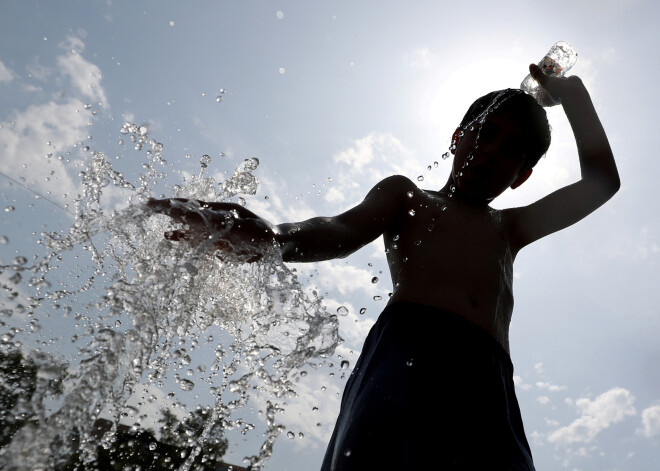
[385, 186, 516, 353]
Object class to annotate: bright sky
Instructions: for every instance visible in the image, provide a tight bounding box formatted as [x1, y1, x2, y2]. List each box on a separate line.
[1, 0, 659, 470]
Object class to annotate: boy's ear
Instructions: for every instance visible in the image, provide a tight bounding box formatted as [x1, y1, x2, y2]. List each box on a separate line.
[451, 127, 461, 154]
[511, 168, 532, 189]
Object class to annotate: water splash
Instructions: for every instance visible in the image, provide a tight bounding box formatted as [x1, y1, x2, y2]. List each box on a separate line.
[0, 123, 341, 470]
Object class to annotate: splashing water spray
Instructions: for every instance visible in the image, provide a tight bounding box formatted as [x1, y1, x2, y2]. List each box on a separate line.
[0, 123, 341, 470]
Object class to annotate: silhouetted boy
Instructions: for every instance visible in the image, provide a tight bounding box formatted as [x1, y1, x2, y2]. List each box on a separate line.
[147, 64, 619, 470]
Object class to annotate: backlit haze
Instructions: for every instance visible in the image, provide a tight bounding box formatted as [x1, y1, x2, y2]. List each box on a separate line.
[1, 1, 659, 469]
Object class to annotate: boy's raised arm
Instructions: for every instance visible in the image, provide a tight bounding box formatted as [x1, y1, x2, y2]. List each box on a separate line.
[508, 64, 620, 250]
[275, 175, 414, 262]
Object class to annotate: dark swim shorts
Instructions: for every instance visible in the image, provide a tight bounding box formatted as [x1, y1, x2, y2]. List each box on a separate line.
[320, 301, 535, 471]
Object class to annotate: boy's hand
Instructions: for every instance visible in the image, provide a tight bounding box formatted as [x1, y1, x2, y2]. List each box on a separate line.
[529, 63, 588, 107]
[146, 198, 276, 263]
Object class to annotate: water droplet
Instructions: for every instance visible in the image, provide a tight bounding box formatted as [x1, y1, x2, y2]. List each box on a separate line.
[393, 234, 400, 241]
[279, 67, 286, 74]
[149, 442, 157, 451]
[13, 256, 28, 265]
[276, 10, 284, 19]
[169, 20, 175, 27]
[344, 449, 352, 457]
[408, 209, 416, 216]
[434, 161, 439, 167]
[427, 224, 434, 231]
[442, 205, 447, 211]
[216, 95, 223, 102]
[179, 378, 195, 391]
[359, 308, 366, 315]
[336, 306, 349, 316]
[373, 295, 382, 301]
[200, 154, 211, 168]
[0, 235, 8, 244]
[406, 191, 414, 198]
[340, 360, 350, 370]
[287, 431, 295, 439]
[417, 175, 424, 182]
[406, 359, 414, 367]
[442, 152, 450, 160]
[5, 206, 15, 212]
[371, 277, 379, 284]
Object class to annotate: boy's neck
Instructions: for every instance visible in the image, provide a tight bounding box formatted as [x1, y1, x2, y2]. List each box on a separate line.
[438, 177, 493, 207]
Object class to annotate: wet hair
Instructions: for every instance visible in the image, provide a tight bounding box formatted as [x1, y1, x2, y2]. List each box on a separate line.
[459, 89, 551, 170]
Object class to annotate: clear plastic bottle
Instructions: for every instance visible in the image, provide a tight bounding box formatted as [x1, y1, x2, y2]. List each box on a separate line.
[521, 41, 578, 103]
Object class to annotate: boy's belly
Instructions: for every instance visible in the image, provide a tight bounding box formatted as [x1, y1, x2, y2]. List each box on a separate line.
[388, 278, 514, 353]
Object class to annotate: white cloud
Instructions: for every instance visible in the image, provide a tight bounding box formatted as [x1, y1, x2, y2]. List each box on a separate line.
[537, 396, 550, 405]
[0, 100, 87, 208]
[548, 387, 636, 445]
[408, 48, 433, 69]
[57, 36, 107, 105]
[21, 84, 43, 93]
[638, 405, 660, 440]
[278, 368, 342, 448]
[0, 60, 15, 82]
[26, 56, 51, 81]
[329, 132, 421, 208]
[536, 381, 567, 392]
[603, 226, 659, 262]
[314, 263, 380, 297]
[318, 296, 375, 348]
[245, 174, 317, 225]
[0, 36, 110, 212]
[513, 375, 532, 391]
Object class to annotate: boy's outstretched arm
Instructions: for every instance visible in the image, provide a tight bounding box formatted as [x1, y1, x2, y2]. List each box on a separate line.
[275, 175, 414, 262]
[508, 64, 621, 250]
[147, 175, 414, 263]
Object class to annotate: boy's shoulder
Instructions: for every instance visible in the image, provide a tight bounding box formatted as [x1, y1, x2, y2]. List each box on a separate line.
[375, 174, 417, 191]
[363, 174, 419, 203]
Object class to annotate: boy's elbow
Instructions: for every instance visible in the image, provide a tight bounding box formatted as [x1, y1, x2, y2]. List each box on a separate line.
[606, 171, 621, 196]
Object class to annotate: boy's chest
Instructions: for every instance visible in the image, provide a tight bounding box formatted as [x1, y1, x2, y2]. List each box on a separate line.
[388, 193, 514, 290]
[398, 194, 511, 257]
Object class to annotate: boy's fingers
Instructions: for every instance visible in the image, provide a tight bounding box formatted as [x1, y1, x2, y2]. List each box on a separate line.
[529, 64, 548, 85]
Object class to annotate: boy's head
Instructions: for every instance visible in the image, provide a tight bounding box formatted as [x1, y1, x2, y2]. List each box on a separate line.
[450, 89, 551, 202]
